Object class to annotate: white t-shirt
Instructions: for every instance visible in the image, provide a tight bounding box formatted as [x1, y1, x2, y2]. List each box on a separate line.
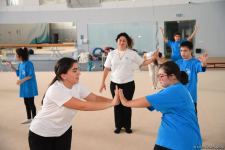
[104, 49, 143, 84]
[30, 81, 90, 137]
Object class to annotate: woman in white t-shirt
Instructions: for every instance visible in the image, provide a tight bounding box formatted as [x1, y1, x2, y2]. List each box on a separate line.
[99, 32, 157, 134]
[29, 57, 119, 150]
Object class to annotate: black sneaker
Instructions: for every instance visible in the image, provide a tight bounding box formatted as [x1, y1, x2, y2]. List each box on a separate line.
[114, 128, 121, 134]
[125, 129, 133, 134]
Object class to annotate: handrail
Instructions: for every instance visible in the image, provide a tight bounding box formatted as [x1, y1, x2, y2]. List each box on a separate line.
[0, 43, 75, 48]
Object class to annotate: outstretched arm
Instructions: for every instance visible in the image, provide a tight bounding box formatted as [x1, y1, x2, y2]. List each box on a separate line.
[187, 25, 199, 41]
[118, 89, 150, 108]
[5, 60, 17, 72]
[64, 88, 119, 111]
[140, 49, 158, 67]
[5, 60, 32, 85]
[160, 27, 168, 43]
[85, 93, 112, 102]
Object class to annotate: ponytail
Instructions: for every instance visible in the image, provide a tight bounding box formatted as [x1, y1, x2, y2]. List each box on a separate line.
[41, 76, 58, 105]
[16, 47, 29, 61]
[159, 61, 189, 85]
[179, 71, 188, 85]
[49, 76, 58, 86]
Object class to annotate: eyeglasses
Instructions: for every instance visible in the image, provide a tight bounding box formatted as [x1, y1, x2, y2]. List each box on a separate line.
[157, 74, 168, 79]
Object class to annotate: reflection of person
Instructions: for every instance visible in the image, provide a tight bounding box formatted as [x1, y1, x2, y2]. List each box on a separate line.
[176, 41, 207, 115]
[87, 54, 94, 71]
[29, 57, 119, 150]
[119, 61, 202, 150]
[160, 25, 198, 61]
[6, 47, 38, 124]
[99, 32, 157, 134]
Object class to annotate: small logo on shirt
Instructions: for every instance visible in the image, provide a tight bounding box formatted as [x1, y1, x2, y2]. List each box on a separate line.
[22, 70, 26, 76]
[186, 69, 191, 81]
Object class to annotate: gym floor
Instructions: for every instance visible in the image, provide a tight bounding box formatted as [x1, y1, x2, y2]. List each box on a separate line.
[0, 69, 225, 150]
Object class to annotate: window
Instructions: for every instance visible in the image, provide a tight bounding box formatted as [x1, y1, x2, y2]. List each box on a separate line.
[6, 0, 20, 6]
[39, 0, 66, 5]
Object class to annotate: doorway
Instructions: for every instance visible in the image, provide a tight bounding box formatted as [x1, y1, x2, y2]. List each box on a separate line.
[164, 20, 196, 57]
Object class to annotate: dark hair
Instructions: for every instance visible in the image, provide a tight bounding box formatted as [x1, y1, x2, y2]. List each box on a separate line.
[158, 52, 162, 58]
[16, 47, 29, 61]
[115, 32, 134, 49]
[174, 32, 181, 36]
[180, 41, 193, 50]
[88, 54, 93, 61]
[154, 52, 163, 66]
[42, 57, 77, 104]
[159, 61, 188, 85]
[49, 57, 77, 86]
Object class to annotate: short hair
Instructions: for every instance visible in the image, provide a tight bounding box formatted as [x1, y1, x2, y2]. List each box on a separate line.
[180, 41, 193, 50]
[115, 32, 134, 49]
[174, 32, 181, 36]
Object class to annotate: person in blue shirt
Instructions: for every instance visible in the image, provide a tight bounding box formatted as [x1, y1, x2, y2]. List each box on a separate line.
[87, 54, 95, 71]
[118, 61, 202, 150]
[160, 25, 198, 61]
[7, 47, 38, 124]
[176, 41, 208, 115]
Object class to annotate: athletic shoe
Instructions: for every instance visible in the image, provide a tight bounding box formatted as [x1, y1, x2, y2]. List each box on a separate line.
[125, 129, 133, 134]
[114, 128, 121, 134]
[21, 119, 32, 124]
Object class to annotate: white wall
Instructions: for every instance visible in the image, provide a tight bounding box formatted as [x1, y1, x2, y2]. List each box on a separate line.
[0, 1, 225, 56]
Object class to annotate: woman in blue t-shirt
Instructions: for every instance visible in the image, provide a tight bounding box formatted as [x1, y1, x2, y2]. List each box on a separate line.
[119, 61, 202, 150]
[7, 47, 38, 124]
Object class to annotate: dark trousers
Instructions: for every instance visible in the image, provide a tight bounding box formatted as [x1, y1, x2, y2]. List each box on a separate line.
[194, 102, 198, 116]
[154, 144, 171, 150]
[110, 81, 135, 130]
[24, 97, 36, 119]
[29, 126, 72, 150]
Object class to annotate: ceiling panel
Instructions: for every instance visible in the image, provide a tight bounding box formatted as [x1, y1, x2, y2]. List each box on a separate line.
[2, 0, 224, 8]
[67, 0, 128, 8]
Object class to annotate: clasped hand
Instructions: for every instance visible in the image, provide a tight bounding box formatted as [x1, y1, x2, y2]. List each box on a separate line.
[113, 86, 128, 106]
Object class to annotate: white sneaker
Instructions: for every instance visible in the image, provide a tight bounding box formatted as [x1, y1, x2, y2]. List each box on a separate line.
[21, 119, 32, 124]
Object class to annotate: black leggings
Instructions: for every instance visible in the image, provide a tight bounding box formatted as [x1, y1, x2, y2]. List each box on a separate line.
[24, 97, 36, 119]
[110, 81, 135, 130]
[29, 127, 72, 150]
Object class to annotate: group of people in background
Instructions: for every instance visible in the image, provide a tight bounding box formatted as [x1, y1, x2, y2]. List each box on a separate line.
[146, 25, 208, 115]
[5, 25, 208, 150]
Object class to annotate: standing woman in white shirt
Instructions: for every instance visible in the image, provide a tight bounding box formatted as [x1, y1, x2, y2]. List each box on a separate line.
[29, 57, 119, 150]
[99, 32, 157, 134]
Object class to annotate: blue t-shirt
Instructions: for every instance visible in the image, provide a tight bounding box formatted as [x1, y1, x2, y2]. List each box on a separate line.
[16, 60, 38, 98]
[167, 39, 186, 61]
[146, 83, 202, 150]
[176, 58, 205, 102]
